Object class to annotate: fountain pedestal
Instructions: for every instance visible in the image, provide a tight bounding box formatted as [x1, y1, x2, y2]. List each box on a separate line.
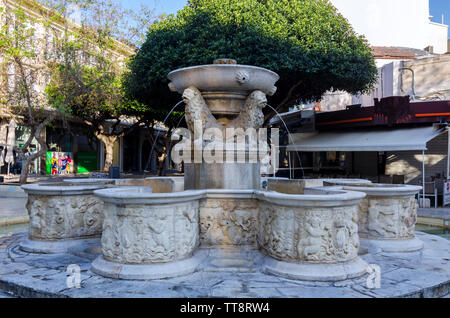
[184, 162, 261, 190]
[169, 60, 278, 191]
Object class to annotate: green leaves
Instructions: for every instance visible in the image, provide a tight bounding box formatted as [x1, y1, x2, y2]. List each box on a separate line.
[125, 0, 377, 115]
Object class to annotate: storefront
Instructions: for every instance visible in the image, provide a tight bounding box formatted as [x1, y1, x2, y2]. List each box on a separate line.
[287, 125, 448, 207]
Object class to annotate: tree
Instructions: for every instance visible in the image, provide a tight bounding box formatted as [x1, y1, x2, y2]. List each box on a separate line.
[46, 0, 156, 172]
[0, 0, 68, 184]
[47, 59, 139, 172]
[125, 0, 378, 122]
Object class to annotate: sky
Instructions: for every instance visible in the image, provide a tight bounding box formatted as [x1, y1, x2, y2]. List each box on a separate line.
[122, 0, 450, 38]
[429, 0, 450, 38]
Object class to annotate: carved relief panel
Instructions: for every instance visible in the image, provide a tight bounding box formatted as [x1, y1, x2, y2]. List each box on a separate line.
[101, 201, 199, 264]
[27, 194, 104, 240]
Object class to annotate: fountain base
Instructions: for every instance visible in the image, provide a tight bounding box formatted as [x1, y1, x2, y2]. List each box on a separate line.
[91, 252, 206, 280]
[19, 237, 100, 254]
[263, 257, 369, 282]
[360, 237, 424, 254]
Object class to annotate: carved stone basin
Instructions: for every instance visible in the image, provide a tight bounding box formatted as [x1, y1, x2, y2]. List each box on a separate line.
[20, 182, 109, 253]
[336, 183, 424, 253]
[91, 187, 204, 280]
[255, 188, 369, 281]
[167, 60, 279, 116]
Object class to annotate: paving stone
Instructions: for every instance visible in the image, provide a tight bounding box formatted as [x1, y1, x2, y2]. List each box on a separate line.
[211, 286, 282, 298]
[350, 278, 423, 298]
[276, 285, 372, 298]
[0, 231, 448, 298]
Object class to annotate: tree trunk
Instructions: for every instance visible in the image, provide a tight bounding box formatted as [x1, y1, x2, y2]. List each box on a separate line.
[18, 122, 51, 185]
[19, 158, 30, 184]
[104, 141, 114, 172]
[97, 134, 117, 172]
[18, 148, 47, 184]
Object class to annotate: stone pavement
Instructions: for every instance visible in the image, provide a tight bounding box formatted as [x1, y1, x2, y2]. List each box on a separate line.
[0, 231, 448, 298]
[0, 197, 28, 226]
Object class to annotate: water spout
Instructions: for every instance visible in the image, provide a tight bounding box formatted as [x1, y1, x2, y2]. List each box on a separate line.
[146, 100, 185, 172]
[266, 105, 305, 179]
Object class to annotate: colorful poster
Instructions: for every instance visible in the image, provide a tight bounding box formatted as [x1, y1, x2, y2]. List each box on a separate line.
[45, 152, 74, 175]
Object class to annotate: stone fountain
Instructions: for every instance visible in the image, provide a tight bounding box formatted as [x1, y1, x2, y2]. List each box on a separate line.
[11, 60, 443, 296]
[86, 59, 370, 281]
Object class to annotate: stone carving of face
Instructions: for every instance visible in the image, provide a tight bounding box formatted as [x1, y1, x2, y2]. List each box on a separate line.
[311, 217, 320, 228]
[182, 86, 198, 104]
[250, 91, 267, 109]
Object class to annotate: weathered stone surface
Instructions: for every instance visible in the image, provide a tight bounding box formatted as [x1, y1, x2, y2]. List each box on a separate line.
[199, 198, 259, 247]
[182, 86, 268, 191]
[266, 179, 305, 195]
[359, 196, 418, 240]
[258, 203, 360, 263]
[92, 188, 368, 281]
[114, 178, 174, 193]
[0, 231, 448, 298]
[101, 201, 199, 264]
[26, 194, 104, 240]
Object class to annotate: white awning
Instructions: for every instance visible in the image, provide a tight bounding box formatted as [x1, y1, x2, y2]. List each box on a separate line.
[287, 126, 444, 152]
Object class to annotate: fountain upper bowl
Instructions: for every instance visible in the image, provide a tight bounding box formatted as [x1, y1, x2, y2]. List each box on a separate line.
[167, 64, 279, 115]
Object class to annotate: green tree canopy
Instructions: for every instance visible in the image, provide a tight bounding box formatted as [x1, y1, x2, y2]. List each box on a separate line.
[125, 0, 378, 121]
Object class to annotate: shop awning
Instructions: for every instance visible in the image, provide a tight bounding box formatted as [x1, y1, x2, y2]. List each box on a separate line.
[286, 126, 444, 152]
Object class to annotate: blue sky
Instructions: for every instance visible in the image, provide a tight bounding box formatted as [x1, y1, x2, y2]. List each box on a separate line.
[430, 0, 450, 37]
[123, 0, 450, 38]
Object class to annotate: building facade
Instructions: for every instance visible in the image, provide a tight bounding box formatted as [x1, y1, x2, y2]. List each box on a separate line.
[0, 0, 135, 176]
[316, 0, 449, 112]
[330, 0, 448, 54]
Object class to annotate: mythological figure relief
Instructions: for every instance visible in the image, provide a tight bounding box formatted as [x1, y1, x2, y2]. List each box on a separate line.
[259, 206, 359, 263]
[358, 197, 418, 240]
[258, 204, 296, 260]
[175, 202, 200, 256]
[258, 204, 275, 249]
[47, 198, 67, 238]
[333, 207, 359, 262]
[298, 216, 329, 261]
[200, 199, 258, 246]
[27, 195, 103, 240]
[367, 199, 398, 239]
[101, 203, 119, 261]
[101, 202, 199, 264]
[399, 197, 418, 238]
[183, 86, 268, 136]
